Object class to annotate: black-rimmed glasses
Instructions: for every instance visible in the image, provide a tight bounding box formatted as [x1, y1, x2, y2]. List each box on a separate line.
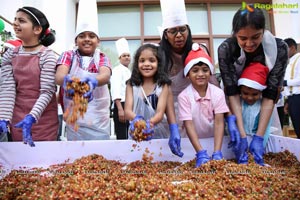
[166, 26, 187, 36]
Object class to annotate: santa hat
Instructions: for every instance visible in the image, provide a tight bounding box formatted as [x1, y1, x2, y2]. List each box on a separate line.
[160, 0, 188, 30]
[238, 62, 269, 91]
[184, 43, 214, 77]
[75, 0, 99, 38]
[4, 39, 22, 48]
[115, 38, 130, 57]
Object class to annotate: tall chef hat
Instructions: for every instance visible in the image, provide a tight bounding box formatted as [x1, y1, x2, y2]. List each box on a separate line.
[115, 38, 130, 57]
[238, 62, 269, 91]
[160, 0, 188, 30]
[75, 0, 99, 38]
[184, 43, 214, 77]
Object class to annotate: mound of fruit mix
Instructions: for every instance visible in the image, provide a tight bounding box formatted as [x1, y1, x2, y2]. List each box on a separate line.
[63, 77, 89, 131]
[1, 150, 299, 199]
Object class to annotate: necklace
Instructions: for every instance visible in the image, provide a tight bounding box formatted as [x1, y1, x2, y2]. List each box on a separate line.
[22, 43, 40, 48]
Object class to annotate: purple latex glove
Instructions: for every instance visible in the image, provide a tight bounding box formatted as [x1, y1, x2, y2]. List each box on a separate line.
[226, 115, 241, 150]
[143, 120, 154, 141]
[234, 137, 249, 164]
[195, 150, 211, 167]
[212, 150, 223, 160]
[80, 76, 98, 102]
[0, 120, 9, 134]
[249, 135, 264, 166]
[14, 114, 36, 147]
[168, 124, 184, 157]
[63, 75, 74, 99]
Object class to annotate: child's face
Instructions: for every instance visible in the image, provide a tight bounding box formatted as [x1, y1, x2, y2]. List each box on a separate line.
[13, 11, 40, 41]
[138, 48, 158, 78]
[240, 85, 261, 105]
[75, 32, 100, 56]
[187, 64, 211, 88]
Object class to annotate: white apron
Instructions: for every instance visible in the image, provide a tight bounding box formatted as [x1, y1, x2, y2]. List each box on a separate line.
[131, 86, 169, 139]
[64, 50, 110, 140]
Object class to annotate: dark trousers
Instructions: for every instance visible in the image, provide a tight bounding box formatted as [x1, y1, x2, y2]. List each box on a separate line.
[113, 102, 129, 140]
[288, 94, 300, 139]
[277, 106, 284, 129]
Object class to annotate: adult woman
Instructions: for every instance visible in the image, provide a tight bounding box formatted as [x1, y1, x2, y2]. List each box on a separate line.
[0, 7, 58, 146]
[218, 8, 288, 165]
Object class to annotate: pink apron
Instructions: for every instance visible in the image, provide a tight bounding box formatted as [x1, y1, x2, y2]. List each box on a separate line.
[10, 47, 58, 141]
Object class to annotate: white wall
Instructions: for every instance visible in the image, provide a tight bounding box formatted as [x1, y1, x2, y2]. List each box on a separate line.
[273, 0, 300, 43]
[0, 0, 77, 54]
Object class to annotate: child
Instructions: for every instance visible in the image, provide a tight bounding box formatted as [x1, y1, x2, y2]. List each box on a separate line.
[124, 43, 171, 139]
[237, 62, 281, 165]
[0, 7, 58, 146]
[178, 43, 229, 167]
[55, 0, 111, 140]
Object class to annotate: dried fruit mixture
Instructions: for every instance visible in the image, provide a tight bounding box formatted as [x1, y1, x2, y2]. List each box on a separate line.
[63, 77, 89, 131]
[1, 150, 299, 199]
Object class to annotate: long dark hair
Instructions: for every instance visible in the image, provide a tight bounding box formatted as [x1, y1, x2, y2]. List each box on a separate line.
[159, 25, 193, 73]
[127, 43, 171, 87]
[232, 7, 265, 35]
[17, 7, 55, 46]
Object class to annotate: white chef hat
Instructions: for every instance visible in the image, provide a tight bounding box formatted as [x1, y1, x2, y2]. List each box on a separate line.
[160, 0, 188, 30]
[115, 38, 130, 57]
[75, 0, 99, 38]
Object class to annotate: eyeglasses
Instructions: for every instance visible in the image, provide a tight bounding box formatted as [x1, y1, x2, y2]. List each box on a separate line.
[166, 26, 188, 36]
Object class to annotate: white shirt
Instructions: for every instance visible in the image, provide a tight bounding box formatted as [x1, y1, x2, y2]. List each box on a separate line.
[110, 63, 131, 104]
[283, 52, 300, 96]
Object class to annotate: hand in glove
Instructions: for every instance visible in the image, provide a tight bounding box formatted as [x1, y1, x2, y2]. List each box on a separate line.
[168, 124, 184, 157]
[212, 151, 223, 160]
[80, 76, 98, 102]
[63, 75, 74, 99]
[226, 115, 241, 150]
[14, 114, 36, 147]
[234, 137, 249, 164]
[249, 135, 264, 166]
[0, 120, 9, 134]
[195, 150, 211, 167]
[143, 120, 154, 141]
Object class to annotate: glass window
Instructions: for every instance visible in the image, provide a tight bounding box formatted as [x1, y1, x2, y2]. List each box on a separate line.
[98, 6, 140, 37]
[100, 40, 141, 69]
[186, 4, 208, 35]
[144, 5, 162, 36]
[211, 4, 241, 35]
[213, 38, 227, 65]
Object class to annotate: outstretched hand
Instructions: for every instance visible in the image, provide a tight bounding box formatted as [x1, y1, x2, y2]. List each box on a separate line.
[168, 124, 184, 157]
[14, 114, 36, 147]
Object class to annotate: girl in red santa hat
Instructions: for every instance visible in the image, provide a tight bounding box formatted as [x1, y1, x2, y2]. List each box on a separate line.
[237, 62, 282, 166]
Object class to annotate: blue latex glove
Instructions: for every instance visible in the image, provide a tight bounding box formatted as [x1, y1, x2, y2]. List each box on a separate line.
[249, 135, 264, 166]
[80, 76, 98, 102]
[168, 124, 184, 157]
[0, 120, 9, 134]
[226, 115, 241, 150]
[14, 114, 36, 147]
[143, 120, 154, 141]
[129, 115, 144, 133]
[212, 151, 223, 160]
[234, 137, 249, 164]
[63, 75, 74, 99]
[195, 150, 211, 167]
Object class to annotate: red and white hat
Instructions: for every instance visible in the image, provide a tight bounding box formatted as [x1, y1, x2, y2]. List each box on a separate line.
[184, 43, 214, 77]
[4, 39, 22, 49]
[238, 62, 269, 91]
